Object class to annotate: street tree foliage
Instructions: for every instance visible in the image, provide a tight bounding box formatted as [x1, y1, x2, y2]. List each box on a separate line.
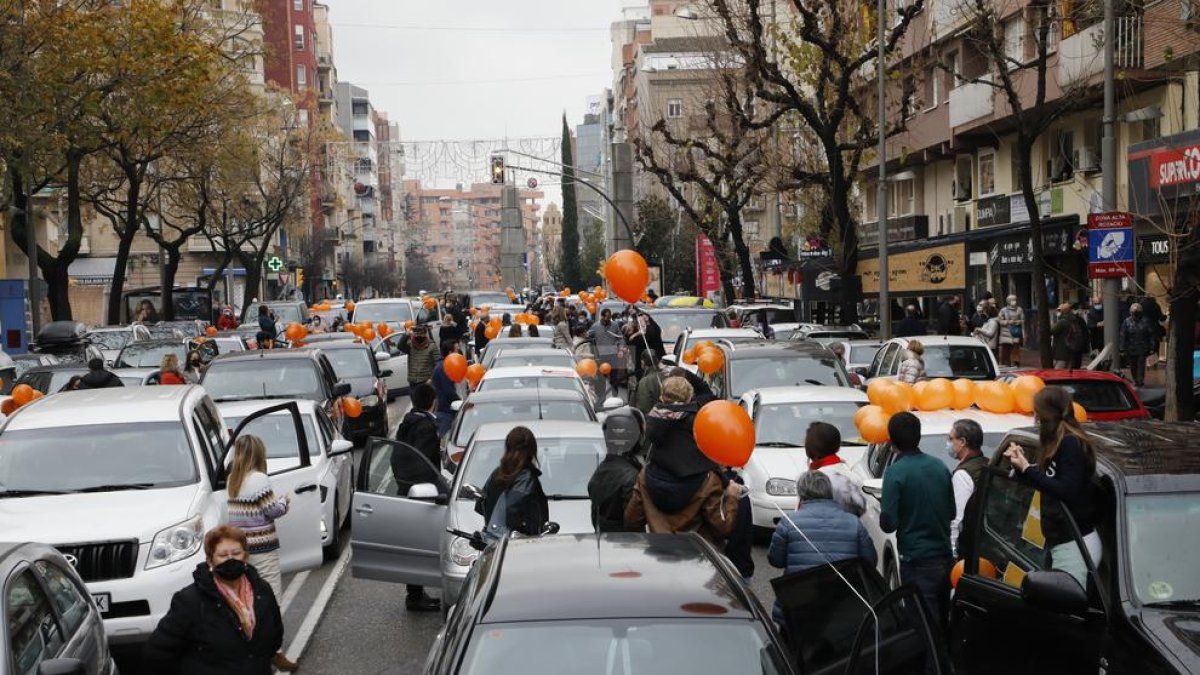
[708, 0, 923, 318]
[579, 216, 606, 289]
[404, 245, 440, 295]
[560, 115, 582, 290]
[636, 195, 697, 295]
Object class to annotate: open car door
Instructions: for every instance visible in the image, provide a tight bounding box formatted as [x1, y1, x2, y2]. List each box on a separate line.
[222, 401, 323, 574]
[376, 333, 409, 398]
[350, 438, 449, 586]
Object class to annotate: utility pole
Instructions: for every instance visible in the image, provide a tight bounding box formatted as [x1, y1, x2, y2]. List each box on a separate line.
[499, 182, 524, 290]
[875, 0, 890, 341]
[25, 176, 39, 337]
[1101, 0, 1120, 370]
[609, 142, 634, 255]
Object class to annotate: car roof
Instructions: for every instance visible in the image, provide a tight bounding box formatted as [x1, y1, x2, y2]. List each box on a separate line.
[724, 341, 834, 359]
[487, 336, 554, 343]
[20, 364, 87, 374]
[472, 420, 602, 442]
[216, 398, 319, 418]
[750, 386, 869, 404]
[353, 297, 410, 305]
[3, 385, 202, 429]
[492, 348, 572, 358]
[482, 534, 754, 623]
[1009, 368, 1129, 383]
[645, 307, 717, 313]
[886, 335, 986, 347]
[480, 366, 579, 379]
[463, 389, 589, 404]
[122, 337, 185, 347]
[211, 349, 322, 363]
[307, 340, 370, 351]
[908, 408, 1033, 433]
[686, 328, 763, 339]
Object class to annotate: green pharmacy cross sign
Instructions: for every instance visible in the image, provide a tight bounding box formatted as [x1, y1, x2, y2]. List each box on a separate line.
[266, 256, 284, 272]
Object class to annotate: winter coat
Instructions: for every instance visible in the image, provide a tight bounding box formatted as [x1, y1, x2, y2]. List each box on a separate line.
[257, 315, 277, 341]
[587, 451, 643, 532]
[78, 369, 124, 389]
[473, 320, 490, 357]
[476, 466, 549, 537]
[814, 461, 866, 516]
[895, 316, 926, 338]
[398, 334, 438, 384]
[142, 563, 283, 675]
[935, 301, 961, 336]
[633, 369, 663, 414]
[552, 321, 573, 350]
[393, 410, 441, 496]
[588, 321, 624, 364]
[723, 469, 755, 579]
[430, 360, 460, 414]
[160, 370, 187, 385]
[629, 317, 666, 371]
[998, 306, 1024, 345]
[1052, 314, 1088, 361]
[973, 318, 1000, 351]
[624, 465, 739, 545]
[1120, 315, 1155, 357]
[216, 315, 238, 330]
[897, 353, 925, 384]
[645, 402, 718, 478]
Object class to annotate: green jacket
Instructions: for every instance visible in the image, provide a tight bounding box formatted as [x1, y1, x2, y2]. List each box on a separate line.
[880, 451, 955, 562]
[633, 370, 663, 414]
[399, 336, 439, 384]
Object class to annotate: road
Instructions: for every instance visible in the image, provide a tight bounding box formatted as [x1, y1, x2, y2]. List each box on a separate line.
[115, 396, 783, 674]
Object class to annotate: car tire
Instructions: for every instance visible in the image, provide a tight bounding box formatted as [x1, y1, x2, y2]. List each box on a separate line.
[883, 552, 900, 590]
[323, 503, 341, 562]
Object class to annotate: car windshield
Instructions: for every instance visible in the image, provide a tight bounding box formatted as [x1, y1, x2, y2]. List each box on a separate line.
[458, 619, 784, 675]
[48, 370, 86, 393]
[1126, 492, 1200, 605]
[248, 303, 303, 324]
[922, 345, 996, 380]
[492, 353, 576, 370]
[115, 342, 185, 368]
[477, 377, 584, 396]
[352, 302, 413, 324]
[471, 292, 511, 307]
[1050, 380, 1137, 412]
[87, 331, 130, 350]
[916, 432, 1008, 470]
[649, 311, 724, 342]
[457, 436, 605, 499]
[225, 414, 320, 458]
[453, 401, 592, 447]
[323, 348, 375, 379]
[847, 344, 881, 365]
[756, 402, 865, 446]
[201, 360, 321, 401]
[729, 356, 849, 398]
[213, 338, 246, 353]
[0, 422, 197, 492]
[745, 308, 794, 325]
[12, 358, 42, 378]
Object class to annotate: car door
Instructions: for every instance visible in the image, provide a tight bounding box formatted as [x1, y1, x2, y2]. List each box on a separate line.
[350, 438, 449, 586]
[950, 460, 1107, 674]
[378, 333, 409, 394]
[7, 567, 68, 675]
[34, 560, 104, 674]
[218, 401, 324, 574]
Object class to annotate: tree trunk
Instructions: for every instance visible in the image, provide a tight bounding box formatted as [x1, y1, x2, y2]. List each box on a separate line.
[827, 147, 860, 324]
[1017, 142, 1053, 367]
[238, 250, 262, 312]
[106, 177, 142, 325]
[1166, 246, 1199, 421]
[160, 246, 182, 321]
[727, 210, 757, 301]
[44, 264, 72, 321]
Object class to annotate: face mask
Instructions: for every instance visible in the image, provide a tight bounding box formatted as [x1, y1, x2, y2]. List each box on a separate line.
[1008, 300, 1017, 308]
[946, 440, 958, 460]
[212, 559, 246, 581]
[1093, 304, 1102, 310]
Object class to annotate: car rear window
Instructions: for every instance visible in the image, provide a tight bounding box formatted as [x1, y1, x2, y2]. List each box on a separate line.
[115, 342, 186, 368]
[1052, 380, 1137, 412]
[453, 401, 591, 447]
[201, 360, 322, 401]
[922, 345, 996, 380]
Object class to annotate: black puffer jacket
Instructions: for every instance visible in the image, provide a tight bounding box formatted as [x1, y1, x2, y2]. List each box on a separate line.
[1120, 315, 1155, 357]
[78, 369, 124, 389]
[645, 402, 718, 478]
[588, 451, 643, 532]
[142, 563, 282, 675]
[476, 466, 549, 537]
[392, 410, 441, 496]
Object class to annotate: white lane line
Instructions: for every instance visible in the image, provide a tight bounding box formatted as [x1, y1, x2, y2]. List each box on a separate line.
[280, 544, 351, 667]
[278, 570, 310, 615]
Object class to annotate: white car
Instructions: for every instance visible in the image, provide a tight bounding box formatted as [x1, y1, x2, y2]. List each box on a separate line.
[476, 366, 590, 400]
[851, 408, 1032, 588]
[861, 335, 1000, 382]
[350, 298, 416, 400]
[348, 297, 416, 331]
[663, 327, 766, 369]
[218, 399, 355, 560]
[738, 386, 869, 529]
[0, 386, 325, 644]
[489, 349, 576, 371]
[479, 336, 558, 368]
[442, 389, 598, 468]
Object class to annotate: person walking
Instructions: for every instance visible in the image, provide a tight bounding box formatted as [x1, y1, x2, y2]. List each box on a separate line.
[895, 305, 925, 338]
[632, 351, 664, 415]
[768, 471, 876, 628]
[801, 421, 865, 516]
[397, 324, 438, 404]
[256, 304, 277, 349]
[476, 426, 550, 542]
[935, 296, 962, 335]
[1119, 302, 1155, 386]
[224, 436, 297, 671]
[897, 340, 926, 385]
[1050, 303, 1089, 370]
[184, 350, 205, 384]
[550, 307, 572, 350]
[626, 310, 665, 380]
[1086, 295, 1105, 354]
[429, 340, 461, 437]
[879, 412, 955, 629]
[216, 305, 239, 330]
[588, 308, 624, 397]
[1003, 387, 1099, 587]
[143, 526, 285, 675]
[588, 407, 646, 533]
[972, 304, 1001, 358]
[77, 357, 124, 389]
[392, 383, 443, 612]
[474, 309, 491, 359]
[158, 353, 187, 385]
[998, 295, 1025, 367]
[947, 419, 987, 557]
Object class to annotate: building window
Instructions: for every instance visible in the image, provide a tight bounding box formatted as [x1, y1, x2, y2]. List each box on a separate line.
[889, 178, 916, 216]
[922, 65, 940, 109]
[943, 50, 960, 92]
[666, 98, 683, 119]
[298, 109, 309, 127]
[294, 25, 304, 50]
[293, 0, 303, 9]
[1048, 129, 1074, 182]
[954, 155, 973, 201]
[296, 64, 307, 90]
[901, 76, 918, 119]
[978, 149, 996, 196]
[744, 220, 760, 238]
[1003, 16, 1025, 67]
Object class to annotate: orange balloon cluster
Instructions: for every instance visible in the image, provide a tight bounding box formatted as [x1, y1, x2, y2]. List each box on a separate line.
[604, 250, 650, 304]
[689, 341, 725, 376]
[693, 400, 755, 467]
[444, 354, 468, 383]
[285, 323, 307, 342]
[1010, 375, 1046, 413]
[376, 322, 393, 338]
[342, 397, 363, 419]
[205, 326, 218, 337]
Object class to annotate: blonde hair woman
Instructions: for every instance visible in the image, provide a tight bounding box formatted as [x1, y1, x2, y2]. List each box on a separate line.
[158, 353, 186, 385]
[897, 340, 926, 384]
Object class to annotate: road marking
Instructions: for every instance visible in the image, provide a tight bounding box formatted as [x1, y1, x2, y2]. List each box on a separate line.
[278, 570, 310, 615]
[279, 544, 351, 669]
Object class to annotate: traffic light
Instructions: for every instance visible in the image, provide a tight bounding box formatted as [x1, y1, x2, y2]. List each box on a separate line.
[490, 156, 505, 184]
[295, 267, 304, 288]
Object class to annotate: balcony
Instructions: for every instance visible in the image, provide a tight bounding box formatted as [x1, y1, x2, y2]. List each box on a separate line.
[352, 116, 373, 133]
[931, 0, 972, 41]
[949, 77, 994, 128]
[318, 87, 333, 104]
[1058, 16, 1143, 86]
[316, 51, 332, 72]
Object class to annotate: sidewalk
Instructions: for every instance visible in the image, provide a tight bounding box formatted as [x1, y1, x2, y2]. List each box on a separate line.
[1013, 349, 1168, 387]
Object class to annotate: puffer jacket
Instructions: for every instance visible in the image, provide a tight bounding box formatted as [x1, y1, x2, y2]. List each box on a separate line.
[476, 466, 549, 537]
[588, 451, 643, 532]
[624, 466, 739, 545]
[645, 402, 717, 478]
[897, 353, 925, 384]
[1120, 315, 1155, 357]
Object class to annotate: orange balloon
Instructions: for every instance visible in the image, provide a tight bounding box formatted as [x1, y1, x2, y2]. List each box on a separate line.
[423, 297, 436, 310]
[950, 558, 999, 588]
[893, 381, 917, 410]
[346, 323, 361, 336]
[918, 378, 955, 411]
[485, 323, 501, 340]
[285, 322, 307, 342]
[600, 362, 613, 376]
[403, 320, 414, 331]
[857, 409, 891, 444]
[528, 315, 540, 326]
[579, 291, 592, 303]
[586, 302, 598, 316]
[361, 327, 376, 342]
[444, 353, 468, 383]
[693, 400, 755, 467]
[466, 363, 486, 389]
[697, 348, 725, 376]
[912, 380, 928, 402]
[682, 348, 697, 365]
[206, 326, 218, 337]
[604, 250, 650, 304]
[951, 379, 976, 410]
[878, 383, 911, 415]
[1072, 401, 1087, 422]
[560, 288, 571, 297]
[343, 397, 363, 419]
[976, 381, 1016, 414]
[0, 398, 14, 415]
[866, 379, 895, 407]
[12, 384, 34, 406]
[853, 404, 884, 428]
[595, 289, 607, 301]
[576, 358, 598, 378]
[489, 316, 502, 328]
[345, 301, 355, 313]
[31, 390, 44, 400]
[378, 323, 393, 337]
[1010, 375, 1046, 413]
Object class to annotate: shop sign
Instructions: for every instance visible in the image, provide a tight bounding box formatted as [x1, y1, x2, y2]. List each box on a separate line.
[796, 235, 833, 259]
[976, 195, 1011, 228]
[988, 226, 1078, 272]
[694, 235, 721, 297]
[858, 242, 965, 294]
[1138, 235, 1171, 263]
[1150, 142, 1200, 189]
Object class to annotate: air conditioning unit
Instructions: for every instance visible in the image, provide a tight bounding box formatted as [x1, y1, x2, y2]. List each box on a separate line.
[952, 179, 971, 201]
[79, 236, 90, 255]
[954, 205, 971, 232]
[1074, 147, 1100, 173]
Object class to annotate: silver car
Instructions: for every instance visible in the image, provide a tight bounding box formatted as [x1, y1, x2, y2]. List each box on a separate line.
[1, 541, 117, 675]
[349, 420, 605, 610]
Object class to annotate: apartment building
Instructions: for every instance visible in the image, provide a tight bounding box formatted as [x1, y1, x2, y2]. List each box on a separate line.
[541, 203, 563, 280]
[854, 0, 1200, 325]
[333, 82, 384, 282]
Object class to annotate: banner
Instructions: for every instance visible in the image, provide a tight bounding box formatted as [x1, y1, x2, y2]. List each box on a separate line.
[858, 242, 966, 294]
[1149, 142, 1200, 188]
[695, 235, 721, 297]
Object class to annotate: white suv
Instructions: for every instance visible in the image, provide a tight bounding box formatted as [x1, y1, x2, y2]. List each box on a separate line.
[0, 386, 325, 644]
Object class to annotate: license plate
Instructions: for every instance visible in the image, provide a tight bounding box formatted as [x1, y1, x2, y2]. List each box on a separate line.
[91, 593, 111, 614]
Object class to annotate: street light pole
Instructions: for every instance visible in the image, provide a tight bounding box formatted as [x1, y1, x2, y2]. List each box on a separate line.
[1101, 0, 1120, 370]
[876, 0, 891, 340]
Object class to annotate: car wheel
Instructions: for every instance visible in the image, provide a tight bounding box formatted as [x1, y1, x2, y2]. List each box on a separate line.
[323, 502, 341, 561]
[883, 553, 900, 590]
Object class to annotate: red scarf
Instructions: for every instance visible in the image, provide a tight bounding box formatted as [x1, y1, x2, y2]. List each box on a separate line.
[808, 455, 843, 471]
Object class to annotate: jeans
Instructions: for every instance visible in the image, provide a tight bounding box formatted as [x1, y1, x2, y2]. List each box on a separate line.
[900, 555, 953, 632]
[1128, 354, 1147, 385]
[1051, 531, 1102, 589]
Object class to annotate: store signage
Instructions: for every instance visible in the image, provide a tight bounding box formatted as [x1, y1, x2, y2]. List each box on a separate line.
[988, 226, 1078, 272]
[858, 242, 965, 294]
[695, 235, 721, 297]
[1087, 212, 1135, 279]
[1138, 235, 1171, 262]
[1149, 142, 1200, 188]
[976, 195, 1011, 228]
[796, 235, 833, 259]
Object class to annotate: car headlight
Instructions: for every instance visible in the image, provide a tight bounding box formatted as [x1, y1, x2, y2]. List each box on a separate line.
[360, 395, 381, 408]
[449, 536, 480, 567]
[765, 478, 797, 496]
[146, 515, 204, 570]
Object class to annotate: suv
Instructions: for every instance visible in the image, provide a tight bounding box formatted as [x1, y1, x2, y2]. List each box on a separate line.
[643, 308, 729, 353]
[863, 335, 999, 382]
[314, 340, 391, 444]
[199, 349, 351, 431]
[0, 387, 324, 644]
[707, 342, 852, 401]
[663, 327, 766, 368]
[950, 421, 1200, 674]
[243, 300, 310, 329]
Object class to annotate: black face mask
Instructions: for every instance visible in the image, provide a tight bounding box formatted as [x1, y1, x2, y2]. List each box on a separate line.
[212, 559, 246, 581]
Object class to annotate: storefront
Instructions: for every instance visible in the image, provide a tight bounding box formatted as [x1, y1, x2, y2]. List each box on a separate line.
[1136, 234, 1174, 319]
[974, 217, 1087, 311]
[858, 240, 967, 327]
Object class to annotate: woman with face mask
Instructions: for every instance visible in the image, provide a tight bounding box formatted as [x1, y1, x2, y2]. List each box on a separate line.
[143, 525, 286, 674]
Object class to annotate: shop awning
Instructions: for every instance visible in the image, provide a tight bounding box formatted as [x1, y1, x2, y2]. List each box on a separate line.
[68, 257, 117, 279]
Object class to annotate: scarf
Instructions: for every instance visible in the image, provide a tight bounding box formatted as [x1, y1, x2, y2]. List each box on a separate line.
[808, 454, 843, 471]
[214, 575, 257, 638]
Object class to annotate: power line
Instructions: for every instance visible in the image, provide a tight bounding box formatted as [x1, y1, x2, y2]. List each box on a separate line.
[355, 72, 610, 87]
[330, 22, 608, 33]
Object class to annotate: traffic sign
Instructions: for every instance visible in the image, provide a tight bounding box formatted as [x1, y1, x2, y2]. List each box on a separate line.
[1087, 212, 1134, 279]
[266, 256, 284, 272]
[527, 177, 538, 189]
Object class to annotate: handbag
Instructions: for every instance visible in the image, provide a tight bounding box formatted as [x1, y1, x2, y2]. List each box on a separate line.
[1009, 323, 1023, 340]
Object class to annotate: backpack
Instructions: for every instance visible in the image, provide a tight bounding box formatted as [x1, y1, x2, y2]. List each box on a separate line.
[1066, 318, 1088, 353]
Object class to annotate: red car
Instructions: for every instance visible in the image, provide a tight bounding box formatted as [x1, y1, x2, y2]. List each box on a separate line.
[1005, 368, 1151, 421]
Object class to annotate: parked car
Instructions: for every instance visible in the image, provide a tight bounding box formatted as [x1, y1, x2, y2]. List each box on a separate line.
[1, 541, 118, 675]
[0, 387, 324, 643]
[85, 325, 152, 366]
[1001, 369, 1151, 421]
[442, 389, 598, 467]
[475, 366, 590, 400]
[112, 338, 190, 369]
[350, 420, 605, 610]
[737, 386, 870, 529]
[830, 339, 883, 374]
[217, 399, 355, 560]
[244, 300, 309, 328]
[787, 324, 871, 345]
[662, 327, 766, 368]
[422, 533, 796, 675]
[315, 340, 392, 444]
[465, 290, 513, 310]
[489, 349, 576, 371]
[861, 335, 999, 382]
[368, 331, 414, 400]
[726, 302, 796, 329]
[112, 367, 159, 387]
[477, 337, 556, 368]
[209, 335, 250, 354]
[950, 420, 1200, 674]
[199, 349, 351, 432]
[643, 308, 728, 352]
[349, 298, 415, 331]
[30, 321, 104, 367]
[11, 353, 59, 380]
[707, 342, 853, 401]
[14, 365, 88, 394]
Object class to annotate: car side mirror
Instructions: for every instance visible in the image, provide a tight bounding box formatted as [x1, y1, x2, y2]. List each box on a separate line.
[38, 658, 86, 675]
[853, 366, 869, 377]
[661, 354, 678, 367]
[329, 439, 353, 456]
[862, 478, 883, 499]
[602, 396, 624, 411]
[408, 482, 447, 505]
[1022, 569, 1088, 615]
[375, 351, 390, 362]
[450, 400, 463, 412]
[332, 381, 352, 397]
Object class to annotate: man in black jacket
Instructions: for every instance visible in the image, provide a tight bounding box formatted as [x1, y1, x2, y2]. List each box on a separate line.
[392, 383, 442, 612]
[77, 358, 124, 389]
[935, 296, 962, 335]
[588, 407, 645, 532]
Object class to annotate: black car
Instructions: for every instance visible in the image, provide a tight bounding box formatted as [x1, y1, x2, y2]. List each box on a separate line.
[30, 321, 103, 367]
[313, 340, 391, 445]
[951, 421, 1200, 674]
[424, 533, 796, 674]
[709, 342, 853, 400]
[199, 348, 351, 431]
